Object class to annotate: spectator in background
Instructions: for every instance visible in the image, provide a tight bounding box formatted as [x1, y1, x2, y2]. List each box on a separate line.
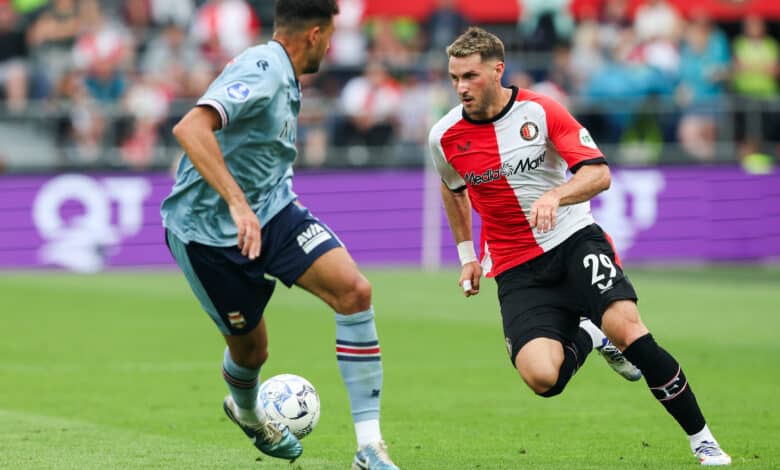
[141, 20, 210, 99]
[569, 21, 605, 95]
[148, 0, 195, 28]
[0, 0, 28, 112]
[52, 67, 106, 163]
[328, 0, 367, 66]
[634, 0, 682, 44]
[581, 27, 645, 142]
[731, 15, 780, 161]
[334, 61, 401, 164]
[424, 0, 468, 54]
[633, 0, 682, 75]
[396, 69, 439, 165]
[121, 0, 157, 60]
[10, 0, 47, 19]
[365, 16, 419, 67]
[597, 0, 632, 51]
[675, 14, 730, 161]
[192, 0, 259, 69]
[27, 0, 79, 95]
[297, 74, 331, 167]
[71, 0, 132, 162]
[73, 0, 131, 103]
[119, 73, 170, 168]
[517, 0, 575, 52]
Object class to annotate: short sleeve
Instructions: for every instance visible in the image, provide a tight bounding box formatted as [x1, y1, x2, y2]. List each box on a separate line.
[429, 129, 466, 191]
[540, 95, 606, 172]
[197, 53, 281, 128]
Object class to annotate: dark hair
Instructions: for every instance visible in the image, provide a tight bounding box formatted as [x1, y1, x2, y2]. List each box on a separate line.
[275, 0, 339, 31]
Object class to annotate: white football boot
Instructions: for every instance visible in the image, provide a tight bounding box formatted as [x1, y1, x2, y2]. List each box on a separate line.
[693, 440, 731, 466]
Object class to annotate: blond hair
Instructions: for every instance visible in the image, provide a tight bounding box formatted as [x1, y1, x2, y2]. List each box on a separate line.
[446, 27, 505, 62]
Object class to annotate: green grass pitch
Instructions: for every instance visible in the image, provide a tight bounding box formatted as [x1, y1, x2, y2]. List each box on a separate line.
[1, 266, 778, 469]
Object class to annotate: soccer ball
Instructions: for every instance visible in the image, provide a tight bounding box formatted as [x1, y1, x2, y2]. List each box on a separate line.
[258, 374, 320, 439]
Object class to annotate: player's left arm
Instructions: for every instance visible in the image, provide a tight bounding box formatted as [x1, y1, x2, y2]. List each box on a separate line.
[530, 95, 610, 233]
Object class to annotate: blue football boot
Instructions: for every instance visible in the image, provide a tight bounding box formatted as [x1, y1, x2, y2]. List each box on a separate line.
[352, 441, 399, 470]
[223, 396, 302, 462]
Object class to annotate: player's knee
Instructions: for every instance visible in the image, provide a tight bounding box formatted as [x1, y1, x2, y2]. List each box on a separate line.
[335, 275, 372, 313]
[602, 300, 649, 350]
[519, 368, 559, 396]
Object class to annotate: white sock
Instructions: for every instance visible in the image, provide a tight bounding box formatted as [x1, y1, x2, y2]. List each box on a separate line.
[579, 318, 606, 349]
[235, 403, 267, 425]
[688, 424, 717, 451]
[355, 418, 382, 448]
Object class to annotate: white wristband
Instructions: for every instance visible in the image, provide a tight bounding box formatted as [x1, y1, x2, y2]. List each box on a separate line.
[457, 241, 478, 266]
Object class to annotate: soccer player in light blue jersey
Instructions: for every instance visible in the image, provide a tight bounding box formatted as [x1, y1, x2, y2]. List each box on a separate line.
[160, 1, 398, 468]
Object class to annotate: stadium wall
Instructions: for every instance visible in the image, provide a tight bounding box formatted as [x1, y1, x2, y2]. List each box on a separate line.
[1, 166, 778, 272]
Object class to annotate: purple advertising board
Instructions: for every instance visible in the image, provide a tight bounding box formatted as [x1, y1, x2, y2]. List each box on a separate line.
[1, 167, 778, 272]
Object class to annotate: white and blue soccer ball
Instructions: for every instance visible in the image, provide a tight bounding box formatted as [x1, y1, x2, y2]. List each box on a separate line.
[258, 374, 320, 439]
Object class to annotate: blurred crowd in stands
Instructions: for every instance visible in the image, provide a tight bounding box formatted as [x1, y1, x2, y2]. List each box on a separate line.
[0, 0, 778, 172]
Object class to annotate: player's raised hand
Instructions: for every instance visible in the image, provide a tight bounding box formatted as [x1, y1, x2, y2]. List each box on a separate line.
[529, 189, 561, 233]
[459, 261, 482, 297]
[229, 202, 262, 260]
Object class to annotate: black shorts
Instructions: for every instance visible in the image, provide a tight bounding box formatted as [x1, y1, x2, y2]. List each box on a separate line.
[495, 223, 638, 364]
[165, 201, 343, 336]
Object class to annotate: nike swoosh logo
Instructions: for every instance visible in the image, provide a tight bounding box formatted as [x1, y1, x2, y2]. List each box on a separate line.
[456, 141, 472, 152]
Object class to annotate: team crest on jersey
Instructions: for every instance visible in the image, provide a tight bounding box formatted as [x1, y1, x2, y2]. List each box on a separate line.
[227, 311, 247, 329]
[226, 82, 250, 102]
[520, 121, 539, 141]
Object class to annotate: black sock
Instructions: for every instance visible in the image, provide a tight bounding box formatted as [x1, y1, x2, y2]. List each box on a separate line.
[539, 331, 592, 398]
[572, 327, 594, 369]
[622, 334, 706, 435]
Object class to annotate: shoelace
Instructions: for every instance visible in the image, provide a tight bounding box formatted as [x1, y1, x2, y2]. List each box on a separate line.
[600, 344, 627, 362]
[363, 441, 393, 465]
[368, 441, 393, 463]
[249, 421, 283, 445]
[694, 441, 723, 457]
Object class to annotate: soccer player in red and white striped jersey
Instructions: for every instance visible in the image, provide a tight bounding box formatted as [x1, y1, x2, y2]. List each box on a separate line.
[428, 27, 730, 466]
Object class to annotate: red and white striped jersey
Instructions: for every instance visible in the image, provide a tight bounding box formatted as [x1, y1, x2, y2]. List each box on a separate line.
[429, 87, 606, 277]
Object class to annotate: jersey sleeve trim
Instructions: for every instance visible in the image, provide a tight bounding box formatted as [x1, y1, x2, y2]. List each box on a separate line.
[570, 157, 607, 173]
[197, 99, 228, 128]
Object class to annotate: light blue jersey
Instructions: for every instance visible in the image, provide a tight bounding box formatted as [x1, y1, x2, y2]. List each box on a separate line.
[161, 40, 301, 246]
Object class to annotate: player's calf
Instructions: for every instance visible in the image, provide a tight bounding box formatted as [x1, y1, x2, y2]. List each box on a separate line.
[622, 334, 730, 465]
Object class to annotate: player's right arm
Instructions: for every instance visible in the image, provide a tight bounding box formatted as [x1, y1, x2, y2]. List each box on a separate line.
[172, 106, 261, 260]
[440, 183, 482, 297]
[429, 127, 482, 297]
